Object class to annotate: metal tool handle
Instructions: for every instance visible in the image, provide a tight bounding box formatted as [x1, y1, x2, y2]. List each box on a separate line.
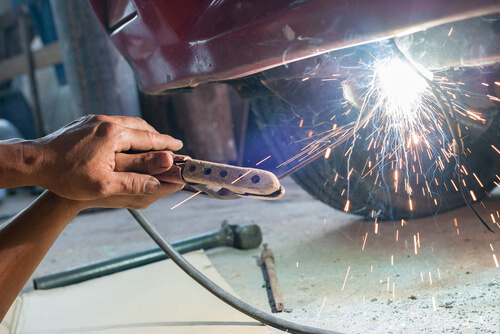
[182, 159, 281, 196]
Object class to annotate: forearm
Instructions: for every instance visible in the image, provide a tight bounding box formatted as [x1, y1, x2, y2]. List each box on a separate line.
[0, 191, 83, 320]
[0, 139, 42, 189]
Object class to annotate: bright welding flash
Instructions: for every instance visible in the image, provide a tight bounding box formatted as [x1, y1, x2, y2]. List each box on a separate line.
[375, 58, 432, 121]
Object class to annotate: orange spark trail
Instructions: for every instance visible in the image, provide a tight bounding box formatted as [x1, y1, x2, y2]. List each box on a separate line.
[255, 155, 271, 165]
[341, 266, 351, 291]
[316, 296, 327, 323]
[171, 191, 202, 210]
[362, 232, 368, 251]
[231, 170, 252, 184]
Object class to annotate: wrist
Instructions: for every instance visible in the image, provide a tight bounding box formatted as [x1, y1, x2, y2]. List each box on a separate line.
[0, 139, 44, 188]
[43, 191, 88, 218]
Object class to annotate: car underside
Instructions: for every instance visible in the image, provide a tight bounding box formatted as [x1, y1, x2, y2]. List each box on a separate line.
[90, 0, 500, 220]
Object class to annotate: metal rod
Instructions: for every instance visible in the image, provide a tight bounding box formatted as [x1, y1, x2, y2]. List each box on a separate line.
[33, 223, 241, 289]
[262, 243, 285, 312]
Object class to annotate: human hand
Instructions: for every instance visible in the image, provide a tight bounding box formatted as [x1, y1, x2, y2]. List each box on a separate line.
[30, 115, 183, 200]
[65, 153, 186, 211]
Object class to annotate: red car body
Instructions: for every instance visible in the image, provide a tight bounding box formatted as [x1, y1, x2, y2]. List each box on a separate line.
[90, 0, 500, 94]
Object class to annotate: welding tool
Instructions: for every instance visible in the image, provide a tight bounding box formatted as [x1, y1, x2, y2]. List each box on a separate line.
[261, 243, 285, 312]
[176, 158, 285, 200]
[128, 160, 338, 333]
[33, 222, 262, 290]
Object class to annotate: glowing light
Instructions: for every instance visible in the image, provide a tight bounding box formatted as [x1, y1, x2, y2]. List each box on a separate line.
[413, 235, 418, 255]
[470, 190, 477, 201]
[375, 58, 430, 123]
[171, 191, 202, 210]
[231, 170, 252, 184]
[324, 147, 332, 159]
[316, 296, 327, 323]
[255, 155, 271, 165]
[362, 232, 368, 250]
[341, 266, 351, 291]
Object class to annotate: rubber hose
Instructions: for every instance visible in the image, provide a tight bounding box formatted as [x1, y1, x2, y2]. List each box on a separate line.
[128, 209, 342, 334]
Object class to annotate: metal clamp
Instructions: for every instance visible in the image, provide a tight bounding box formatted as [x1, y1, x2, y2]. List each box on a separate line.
[176, 159, 285, 200]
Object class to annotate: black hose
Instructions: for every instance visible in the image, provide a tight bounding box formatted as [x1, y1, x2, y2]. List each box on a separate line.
[128, 209, 342, 334]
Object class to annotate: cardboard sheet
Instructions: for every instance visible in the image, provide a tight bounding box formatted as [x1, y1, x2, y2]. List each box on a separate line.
[1, 250, 270, 334]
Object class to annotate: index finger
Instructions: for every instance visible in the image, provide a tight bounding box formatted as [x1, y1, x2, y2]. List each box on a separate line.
[98, 115, 160, 133]
[115, 126, 183, 152]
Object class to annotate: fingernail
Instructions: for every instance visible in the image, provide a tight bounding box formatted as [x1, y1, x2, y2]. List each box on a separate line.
[144, 179, 160, 195]
[174, 139, 183, 147]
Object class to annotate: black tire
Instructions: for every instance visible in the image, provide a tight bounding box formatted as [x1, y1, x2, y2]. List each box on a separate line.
[250, 73, 500, 220]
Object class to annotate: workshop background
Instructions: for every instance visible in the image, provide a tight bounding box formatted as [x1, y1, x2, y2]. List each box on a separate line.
[0, 1, 499, 333]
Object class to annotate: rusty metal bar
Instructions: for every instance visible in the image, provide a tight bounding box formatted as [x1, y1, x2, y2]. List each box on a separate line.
[261, 243, 285, 312]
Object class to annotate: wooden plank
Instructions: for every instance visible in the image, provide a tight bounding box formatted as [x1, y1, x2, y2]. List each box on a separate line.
[0, 41, 62, 82]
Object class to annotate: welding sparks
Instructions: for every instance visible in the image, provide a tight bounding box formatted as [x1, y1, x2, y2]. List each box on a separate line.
[344, 200, 350, 212]
[316, 296, 327, 323]
[170, 191, 202, 210]
[470, 190, 477, 202]
[375, 58, 430, 121]
[255, 155, 271, 165]
[362, 232, 368, 251]
[324, 147, 332, 159]
[273, 40, 498, 245]
[231, 170, 252, 184]
[414, 235, 418, 255]
[341, 266, 351, 291]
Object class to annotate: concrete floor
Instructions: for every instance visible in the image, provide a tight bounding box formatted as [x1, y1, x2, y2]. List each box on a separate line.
[1, 179, 499, 333]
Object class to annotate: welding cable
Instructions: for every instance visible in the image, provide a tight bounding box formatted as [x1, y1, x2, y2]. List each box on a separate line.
[390, 39, 494, 233]
[128, 209, 342, 334]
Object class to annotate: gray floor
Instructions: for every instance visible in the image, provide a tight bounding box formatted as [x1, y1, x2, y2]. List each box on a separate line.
[1, 179, 499, 333]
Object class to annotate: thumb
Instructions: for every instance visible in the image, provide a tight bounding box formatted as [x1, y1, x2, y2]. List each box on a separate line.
[113, 173, 161, 195]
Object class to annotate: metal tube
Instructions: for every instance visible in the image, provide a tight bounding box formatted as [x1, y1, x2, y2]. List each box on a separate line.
[262, 243, 285, 312]
[33, 223, 236, 290]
